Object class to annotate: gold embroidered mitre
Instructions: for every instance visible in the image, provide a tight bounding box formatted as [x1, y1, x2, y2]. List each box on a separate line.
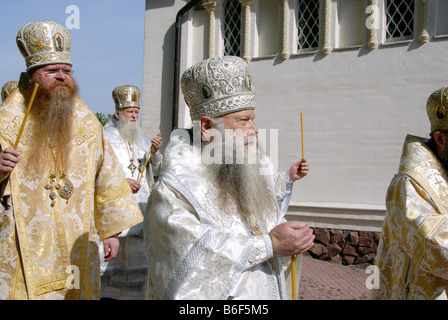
[112, 85, 141, 110]
[181, 56, 255, 121]
[16, 21, 72, 71]
[1, 81, 18, 102]
[427, 87, 448, 134]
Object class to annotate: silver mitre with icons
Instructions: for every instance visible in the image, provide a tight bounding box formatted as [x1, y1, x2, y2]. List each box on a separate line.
[181, 56, 255, 121]
[16, 21, 72, 71]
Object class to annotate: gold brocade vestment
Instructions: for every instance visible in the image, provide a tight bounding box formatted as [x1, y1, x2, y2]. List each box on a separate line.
[372, 135, 448, 300]
[0, 90, 143, 300]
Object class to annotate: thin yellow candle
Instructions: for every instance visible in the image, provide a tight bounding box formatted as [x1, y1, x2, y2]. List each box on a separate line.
[291, 255, 296, 300]
[291, 113, 304, 300]
[14, 83, 39, 149]
[138, 145, 153, 183]
[301, 112, 304, 160]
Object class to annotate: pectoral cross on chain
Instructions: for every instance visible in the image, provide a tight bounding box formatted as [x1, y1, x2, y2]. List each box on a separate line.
[44, 173, 59, 207]
[128, 159, 137, 177]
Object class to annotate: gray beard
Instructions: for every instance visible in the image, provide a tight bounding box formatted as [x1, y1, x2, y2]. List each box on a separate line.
[117, 116, 142, 145]
[204, 131, 277, 222]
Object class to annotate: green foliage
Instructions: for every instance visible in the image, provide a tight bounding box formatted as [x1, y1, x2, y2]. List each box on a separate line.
[95, 112, 112, 126]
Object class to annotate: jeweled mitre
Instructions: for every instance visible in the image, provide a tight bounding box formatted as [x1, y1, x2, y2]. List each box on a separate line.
[112, 85, 141, 110]
[16, 21, 72, 71]
[181, 56, 255, 121]
[427, 87, 448, 133]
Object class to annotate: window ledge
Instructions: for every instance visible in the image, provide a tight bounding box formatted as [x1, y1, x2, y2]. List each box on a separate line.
[434, 34, 448, 40]
[290, 50, 318, 58]
[380, 39, 412, 47]
[334, 44, 363, 52]
[251, 54, 277, 61]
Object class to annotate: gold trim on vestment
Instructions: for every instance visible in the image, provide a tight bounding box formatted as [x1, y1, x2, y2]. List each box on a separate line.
[96, 182, 133, 208]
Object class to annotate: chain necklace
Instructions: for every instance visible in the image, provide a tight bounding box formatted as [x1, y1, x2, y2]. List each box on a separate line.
[44, 145, 74, 207]
[239, 201, 262, 236]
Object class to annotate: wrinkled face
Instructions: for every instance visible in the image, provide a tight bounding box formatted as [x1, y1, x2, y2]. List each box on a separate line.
[221, 109, 258, 145]
[30, 64, 73, 92]
[116, 107, 139, 126]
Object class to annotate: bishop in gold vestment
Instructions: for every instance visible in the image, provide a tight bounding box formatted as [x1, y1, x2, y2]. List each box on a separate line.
[372, 88, 448, 300]
[0, 21, 143, 300]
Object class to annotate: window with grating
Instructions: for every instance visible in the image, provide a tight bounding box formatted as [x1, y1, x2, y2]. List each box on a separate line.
[224, 0, 242, 56]
[385, 0, 415, 42]
[297, 0, 320, 53]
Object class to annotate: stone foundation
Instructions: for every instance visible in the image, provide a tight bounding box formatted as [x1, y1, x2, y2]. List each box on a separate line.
[307, 227, 381, 265]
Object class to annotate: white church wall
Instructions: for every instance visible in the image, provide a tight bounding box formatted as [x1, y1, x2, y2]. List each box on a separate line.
[142, 0, 448, 231]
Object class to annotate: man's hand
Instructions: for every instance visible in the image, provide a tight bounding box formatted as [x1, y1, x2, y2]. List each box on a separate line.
[269, 221, 314, 257]
[127, 178, 141, 193]
[150, 132, 163, 153]
[103, 234, 120, 262]
[0, 148, 19, 180]
[289, 159, 309, 181]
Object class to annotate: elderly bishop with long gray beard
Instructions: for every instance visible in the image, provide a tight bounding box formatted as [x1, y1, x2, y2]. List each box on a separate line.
[144, 56, 314, 300]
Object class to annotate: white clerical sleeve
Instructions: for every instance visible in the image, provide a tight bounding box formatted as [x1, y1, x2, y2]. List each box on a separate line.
[149, 150, 162, 177]
[146, 178, 274, 300]
[273, 171, 294, 217]
[259, 155, 294, 216]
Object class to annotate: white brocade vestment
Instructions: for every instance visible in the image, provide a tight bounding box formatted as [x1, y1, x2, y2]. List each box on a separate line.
[144, 131, 299, 300]
[100, 116, 162, 300]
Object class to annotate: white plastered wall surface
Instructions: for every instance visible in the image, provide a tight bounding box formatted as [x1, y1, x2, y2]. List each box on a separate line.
[142, 0, 448, 231]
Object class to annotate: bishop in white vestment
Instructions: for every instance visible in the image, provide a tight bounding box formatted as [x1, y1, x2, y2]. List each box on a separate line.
[101, 85, 162, 299]
[144, 56, 314, 300]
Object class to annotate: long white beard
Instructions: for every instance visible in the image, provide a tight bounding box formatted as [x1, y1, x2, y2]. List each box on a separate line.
[117, 115, 142, 145]
[204, 124, 277, 223]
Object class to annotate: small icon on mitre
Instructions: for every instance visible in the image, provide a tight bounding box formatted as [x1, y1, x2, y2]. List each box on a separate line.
[435, 105, 447, 120]
[54, 33, 64, 52]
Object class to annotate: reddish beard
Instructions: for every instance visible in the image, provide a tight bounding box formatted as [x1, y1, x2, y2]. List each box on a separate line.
[25, 77, 78, 174]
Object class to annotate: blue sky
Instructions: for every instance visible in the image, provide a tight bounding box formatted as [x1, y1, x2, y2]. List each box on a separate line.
[0, 0, 145, 115]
